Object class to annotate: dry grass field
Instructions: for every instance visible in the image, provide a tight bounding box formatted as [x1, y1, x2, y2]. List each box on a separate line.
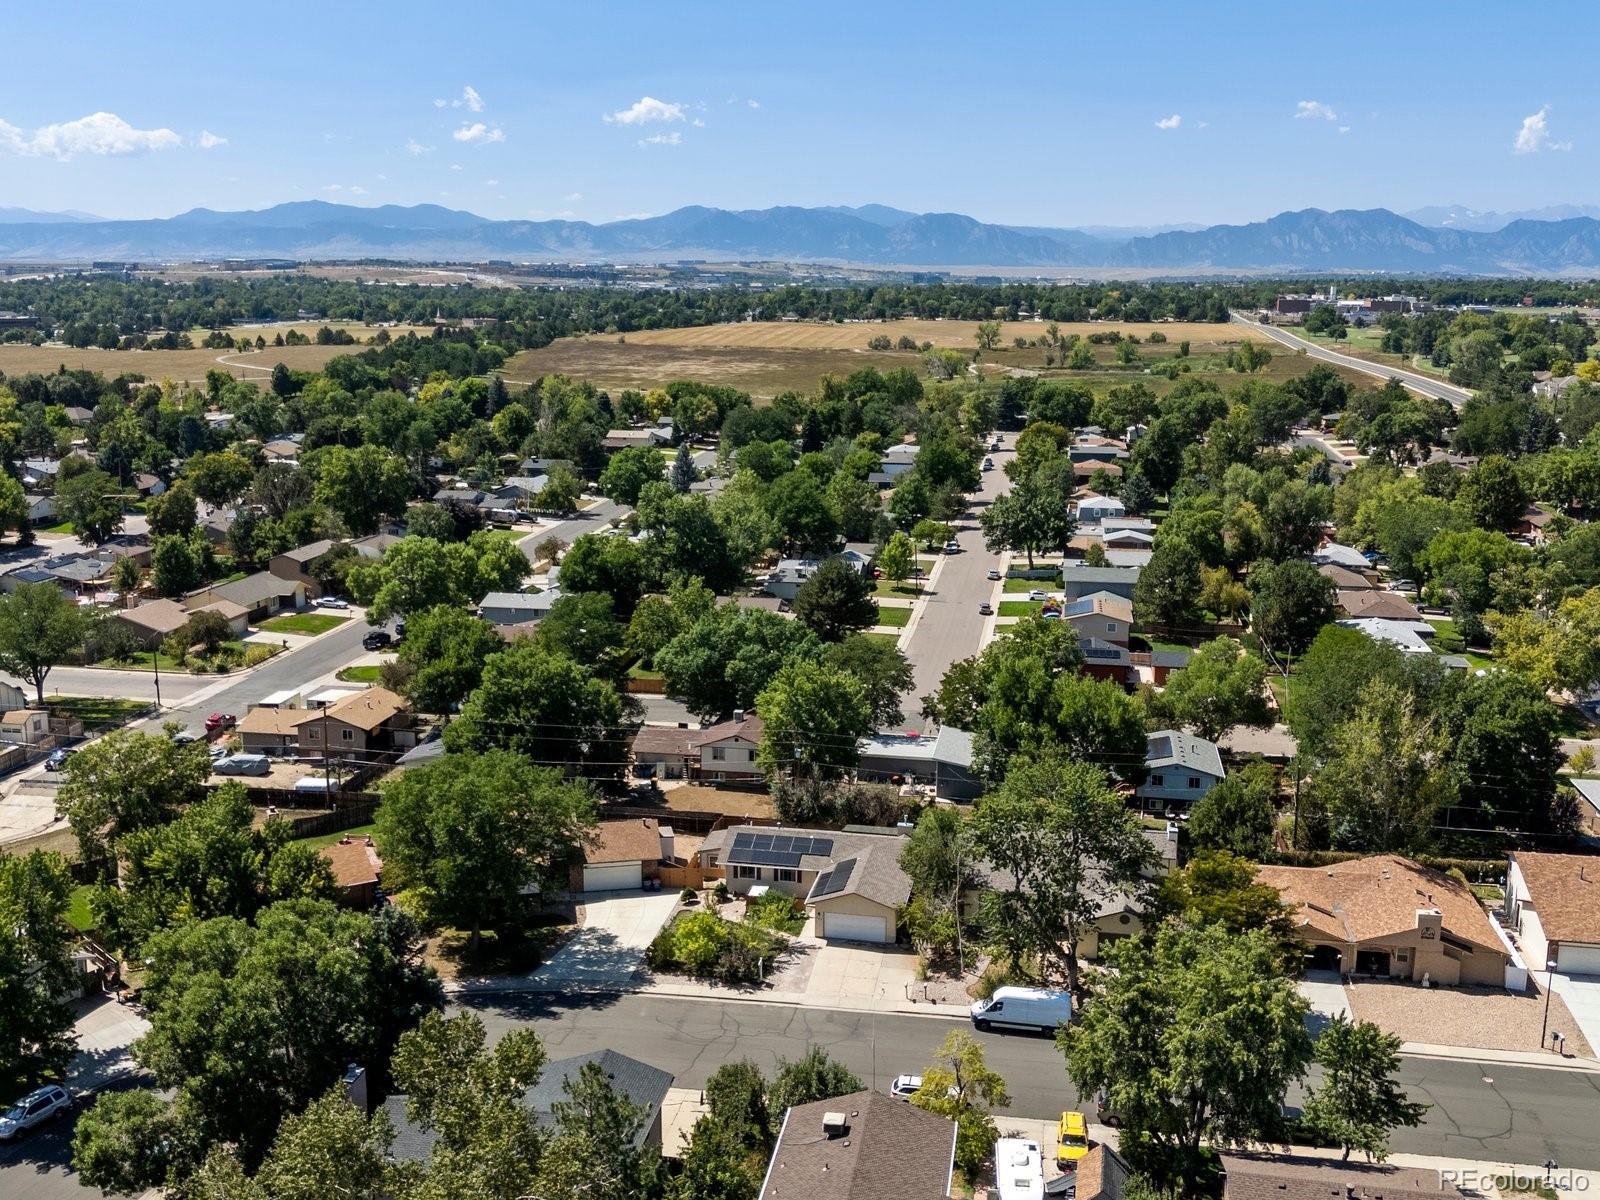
[503, 318, 1360, 399]
[618, 318, 1271, 351]
[0, 321, 430, 384]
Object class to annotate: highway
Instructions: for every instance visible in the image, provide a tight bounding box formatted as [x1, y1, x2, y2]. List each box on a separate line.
[902, 433, 1014, 712]
[1232, 312, 1473, 407]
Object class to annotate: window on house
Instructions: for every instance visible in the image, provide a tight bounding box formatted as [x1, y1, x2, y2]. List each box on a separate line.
[1150, 773, 1164, 787]
[711, 746, 726, 761]
[734, 865, 758, 880]
[774, 868, 799, 883]
[306, 727, 320, 741]
[1187, 776, 1200, 790]
[342, 729, 355, 742]
[1107, 621, 1116, 632]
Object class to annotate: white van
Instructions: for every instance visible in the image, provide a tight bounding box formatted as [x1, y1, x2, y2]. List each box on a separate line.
[993, 1137, 1045, 1200]
[970, 986, 1072, 1033]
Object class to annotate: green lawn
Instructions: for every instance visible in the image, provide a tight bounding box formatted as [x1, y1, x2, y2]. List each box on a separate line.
[293, 823, 378, 851]
[66, 884, 95, 933]
[1425, 618, 1496, 670]
[998, 600, 1043, 617]
[259, 612, 349, 637]
[101, 639, 280, 674]
[1003, 578, 1053, 594]
[873, 604, 913, 628]
[860, 632, 900, 646]
[873, 578, 925, 598]
[44, 696, 149, 726]
[336, 665, 384, 684]
[627, 662, 665, 681]
[39, 520, 74, 535]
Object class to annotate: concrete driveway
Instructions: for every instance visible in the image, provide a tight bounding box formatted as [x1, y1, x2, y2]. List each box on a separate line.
[803, 942, 920, 1008]
[1547, 971, 1600, 1056]
[535, 890, 679, 990]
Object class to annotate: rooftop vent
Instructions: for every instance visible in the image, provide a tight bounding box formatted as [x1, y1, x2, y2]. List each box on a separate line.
[822, 1111, 848, 1138]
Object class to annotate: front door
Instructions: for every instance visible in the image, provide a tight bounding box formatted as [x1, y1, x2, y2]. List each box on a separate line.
[1355, 949, 1391, 977]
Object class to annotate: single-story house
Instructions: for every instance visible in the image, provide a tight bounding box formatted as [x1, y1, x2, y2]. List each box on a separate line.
[1076, 493, 1126, 524]
[1311, 541, 1371, 570]
[350, 532, 401, 559]
[432, 486, 489, 508]
[37, 555, 108, 592]
[1068, 437, 1129, 464]
[113, 597, 246, 647]
[762, 558, 821, 601]
[855, 725, 982, 802]
[1505, 851, 1600, 976]
[185, 571, 307, 621]
[1336, 617, 1432, 654]
[19, 458, 59, 488]
[0, 566, 68, 595]
[1256, 854, 1513, 987]
[1316, 561, 1378, 590]
[132, 472, 166, 497]
[320, 836, 383, 907]
[1135, 729, 1225, 810]
[1061, 563, 1140, 602]
[602, 427, 670, 451]
[1338, 588, 1423, 622]
[237, 705, 308, 756]
[386, 1049, 674, 1165]
[698, 825, 913, 943]
[760, 1089, 954, 1200]
[298, 687, 412, 759]
[733, 595, 790, 616]
[95, 535, 155, 568]
[268, 539, 338, 598]
[572, 817, 673, 893]
[838, 542, 878, 574]
[1130, 647, 1191, 687]
[63, 406, 94, 426]
[1072, 458, 1124, 481]
[260, 438, 301, 464]
[1075, 825, 1182, 960]
[631, 712, 764, 782]
[1101, 527, 1154, 550]
[878, 442, 920, 478]
[1063, 590, 1133, 646]
[1221, 1153, 1464, 1200]
[0, 709, 49, 746]
[478, 590, 557, 625]
[23, 494, 55, 525]
[494, 475, 549, 502]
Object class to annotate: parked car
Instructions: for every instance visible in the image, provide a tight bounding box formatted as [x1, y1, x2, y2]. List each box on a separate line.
[44, 748, 73, 771]
[1056, 1111, 1090, 1170]
[1093, 1090, 1120, 1127]
[1028, 589, 1048, 601]
[943, 540, 960, 554]
[314, 596, 350, 610]
[969, 986, 1073, 1033]
[889, 1073, 924, 1101]
[171, 730, 201, 745]
[0, 1085, 72, 1140]
[214, 754, 272, 777]
[395, 619, 407, 640]
[362, 631, 393, 651]
[204, 712, 236, 734]
[208, 745, 227, 762]
[978, 602, 993, 615]
[983, 457, 994, 470]
[987, 568, 1002, 581]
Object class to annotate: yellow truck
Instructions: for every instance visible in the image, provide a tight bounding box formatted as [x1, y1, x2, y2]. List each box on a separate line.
[1056, 1110, 1090, 1170]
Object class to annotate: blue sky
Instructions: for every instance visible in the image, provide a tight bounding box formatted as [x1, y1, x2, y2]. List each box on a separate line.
[2, 1, 1595, 227]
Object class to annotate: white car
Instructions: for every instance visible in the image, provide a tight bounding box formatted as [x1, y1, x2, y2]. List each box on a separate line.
[889, 1073, 925, 1101]
[315, 596, 351, 610]
[987, 568, 1002, 581]
[0, 1085, 71, 1139]
[1028, 589, 1048, 601]
[943, 540, 960, 554]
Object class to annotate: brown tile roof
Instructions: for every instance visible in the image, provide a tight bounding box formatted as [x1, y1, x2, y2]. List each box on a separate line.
[238, 707, 310, 736]
[1075, 1144, 1131, 1200]
[1337, 589, 1423, 622]
[586, 818, 664, 865]
[760, 1090, 953, 1200]
[117, 597, 192, 635]
[323, 686, 408, 732]
[1222, 1154, 1462, 1200]
[1256, 855, 1503, 956]
[196, 598, 249, 621]
[1513, 851, 1600, 947]
[320, 837, 382, 889]
[633, 714, 764, 759]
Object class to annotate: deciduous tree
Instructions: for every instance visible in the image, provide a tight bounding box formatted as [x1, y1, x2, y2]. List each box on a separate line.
[0, 581, 89, 704]
[1301, 1016, 1428, 1162]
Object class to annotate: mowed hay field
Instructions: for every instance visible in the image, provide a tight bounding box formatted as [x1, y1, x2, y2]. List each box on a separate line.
[502, 318, 1355, 399]
[0, 322, 429, 384]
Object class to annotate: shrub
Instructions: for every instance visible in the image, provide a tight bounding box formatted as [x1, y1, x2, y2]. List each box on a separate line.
[744, 893, 805, 935]
[647, 910, 784, 984]
[680, 886, 697, 903]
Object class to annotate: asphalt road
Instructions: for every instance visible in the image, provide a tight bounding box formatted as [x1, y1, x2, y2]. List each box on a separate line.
[903, 434, 1013, 712]
[1233, 312, 1472, 407]
[515, 496, 628, 564]
[457, 992, 1600, 1170]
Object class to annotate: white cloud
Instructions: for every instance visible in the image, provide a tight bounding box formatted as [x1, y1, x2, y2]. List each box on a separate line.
[484, 178, 499, 186]
[1155, 114, 1181, 130]
[197, 129, 228, 150]
[691, 117, 705, 127]
[604, 96, 685, 125]
[323, 184, 366, 195]
[1514, 106, 1570, 154]
[1338, 125, 1350, 135]
[450, 163, 464, 171]
[1295, 100, 1337, 122]
[435, 85, 485, 111]
[405, 138, 432, 156]
[747, 99, 761, 109]
[453, 122, 505, 144]
[0, 111, 183, 159]
[563, 191, 583, 203]
[639, 131, 682, 147]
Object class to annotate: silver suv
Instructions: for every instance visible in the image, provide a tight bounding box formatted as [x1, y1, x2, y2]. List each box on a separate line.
[0, 1085, 72, 1139]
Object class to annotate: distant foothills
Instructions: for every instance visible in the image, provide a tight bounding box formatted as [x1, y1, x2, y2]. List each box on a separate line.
[5, 200, 1600, 275]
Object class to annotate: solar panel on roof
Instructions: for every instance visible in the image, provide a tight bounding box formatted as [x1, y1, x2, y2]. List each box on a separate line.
[811, 838, 834, 856]
[813, 858, 855, 897]
[751, 834, 775, 850]
[731, 832, 754, 850]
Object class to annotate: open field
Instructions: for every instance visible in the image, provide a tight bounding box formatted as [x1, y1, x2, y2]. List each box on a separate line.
[1294, 325, 1454, 379]
[618, 319, 1272, 351]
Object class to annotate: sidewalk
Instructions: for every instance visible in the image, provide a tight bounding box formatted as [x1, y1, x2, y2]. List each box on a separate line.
[64, 995, 150, 1096]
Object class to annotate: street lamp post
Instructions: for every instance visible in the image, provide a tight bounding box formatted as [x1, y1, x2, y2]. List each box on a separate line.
[1540, 958, 1559, 1050]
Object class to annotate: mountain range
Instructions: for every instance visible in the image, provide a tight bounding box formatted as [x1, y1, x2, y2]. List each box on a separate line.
[2, 200, 1600, 274]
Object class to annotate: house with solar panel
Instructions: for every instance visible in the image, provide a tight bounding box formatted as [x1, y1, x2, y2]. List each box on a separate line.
[697, 826, 912, 943]
[1062, 592, 1133, 646]
[1134, 729, 1225, 812]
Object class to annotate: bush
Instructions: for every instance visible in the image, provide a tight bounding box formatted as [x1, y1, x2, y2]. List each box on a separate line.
[713, 880, 729, 904]
[647, 910, 784, 984]
[744, 893, 805, 935]
[680, 886, 697, 903]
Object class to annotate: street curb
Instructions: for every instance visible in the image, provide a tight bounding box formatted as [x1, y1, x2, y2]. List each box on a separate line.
[1398, 1042, 1600, 1073]
[444, 979, 972, 1023]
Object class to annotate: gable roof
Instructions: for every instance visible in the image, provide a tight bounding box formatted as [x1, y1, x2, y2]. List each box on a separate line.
[1338, 589, 1422, 622]
[521, 1050, 673, 1146]
[1221, 1154, 1462, 1200]
[806, 843, 912, 910]
[188, 570, 301, 609]
[1255, 854, 1504, 956]
[1311, 542, 1370, 569]
[586, 818, 665, 865]
[1144, 729, 1224, 779]
[1316, 562, 1375, 589]
[321, 838, 382, 889]
[760, 1089, 954, 1200]
[380, 1096, 439, 1164]
[117, 597, 191, 635]
[322, 686, 407, 732]
[1063, 591, 1134, 622]
[633, 713, 764, 758]
[274, 538, 337, 566]
[1511, 851, 1600, 947]
[1069, 1143, 1132, 1200]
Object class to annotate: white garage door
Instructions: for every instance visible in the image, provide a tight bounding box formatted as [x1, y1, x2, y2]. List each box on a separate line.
[1558, 944, 1600, 977]
[582, 862, 642, 893]
[823, 912, 889, 943]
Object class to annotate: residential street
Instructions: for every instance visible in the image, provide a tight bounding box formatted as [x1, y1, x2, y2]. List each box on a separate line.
[902, 434, 1014, 713]
[455, 992, 1600, 1169]
[515, 496, 629, 564]
[1234, 312, 1472, 407]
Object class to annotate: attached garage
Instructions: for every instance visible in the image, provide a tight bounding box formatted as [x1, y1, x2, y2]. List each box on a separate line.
[1557, 944, 1600, 977]
[820, 911, 890, 944]
[582, 861, 643, 893]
